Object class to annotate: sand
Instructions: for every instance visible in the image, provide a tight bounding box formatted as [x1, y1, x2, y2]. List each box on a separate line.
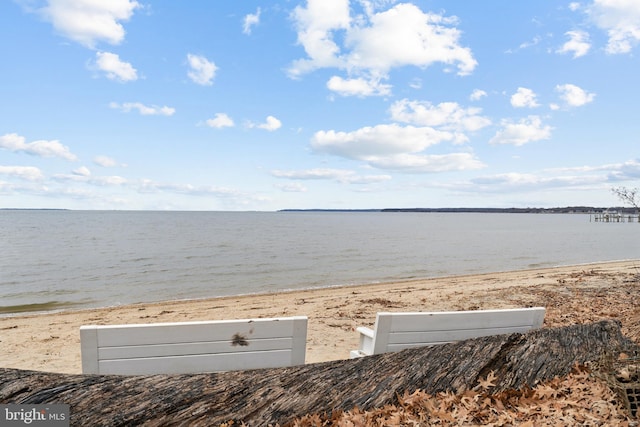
[1, 260, 639, 374]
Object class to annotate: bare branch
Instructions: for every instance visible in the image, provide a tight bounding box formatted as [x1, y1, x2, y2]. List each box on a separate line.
[612, 186, 639, 209]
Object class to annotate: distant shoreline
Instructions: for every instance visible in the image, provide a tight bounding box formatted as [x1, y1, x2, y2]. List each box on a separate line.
[2, 207, 637, 213]
[280, 206, 639, 214]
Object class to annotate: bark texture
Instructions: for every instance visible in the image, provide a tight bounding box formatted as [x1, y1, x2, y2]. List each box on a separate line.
[1, 320, 636, 426]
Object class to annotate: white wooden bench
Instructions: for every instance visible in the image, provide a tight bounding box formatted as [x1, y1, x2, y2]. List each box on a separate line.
[350, 307, 545, 358]
[80, 316, 308, 375]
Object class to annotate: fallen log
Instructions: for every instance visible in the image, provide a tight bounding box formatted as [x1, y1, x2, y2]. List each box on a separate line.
[1, 320, 636, 426]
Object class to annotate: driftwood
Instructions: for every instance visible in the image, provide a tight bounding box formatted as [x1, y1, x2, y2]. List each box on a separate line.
[1, 320, 636, 426]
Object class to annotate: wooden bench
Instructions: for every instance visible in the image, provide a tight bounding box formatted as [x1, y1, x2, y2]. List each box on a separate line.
[350, 307, 545, 358]
[80, 316, 308, 375]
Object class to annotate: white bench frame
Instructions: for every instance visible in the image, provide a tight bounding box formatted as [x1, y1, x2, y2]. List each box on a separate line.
[80, 316, 307, 375]
[350, 307, 545, 358]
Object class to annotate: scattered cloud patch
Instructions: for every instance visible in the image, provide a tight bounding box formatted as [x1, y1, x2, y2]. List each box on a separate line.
[249, 116, 282, 131]
[0, 165, 44, 181]
[490, 116, 552, 146]
[36, 0, 141, 48]
[109, 102, 175, 116]
[557, 30, 591, 58]
[390, 100, 491, 135]
[243, 8, 261, 35]
[327, 76, 391, 97]
[206, 113, 235, 129]
[311, 124, 452, 159]
[93, 155, 122, 167]
[53, 171, 127, 186]
[470, 89, 487, 101]
[367, 152, 485, 173]
[588, 0, 640, 54]
[289, 2, 476, 96]
[136, 179, 240, 197]
[510, 87, 540, 108]
[309, 123, 484, 173]
[275, 182, 308, 192]
[0, 133, 78, 161]
[187, 54, 217, 86]
[72, 166, 91, 177]
[555, 83, 595, 107]
[271, 168, 391, 184]
[93, 51, 138, 82]
[453, 159, 640, 194]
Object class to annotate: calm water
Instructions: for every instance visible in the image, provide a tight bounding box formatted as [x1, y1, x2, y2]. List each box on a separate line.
[1, 210, 638, 315]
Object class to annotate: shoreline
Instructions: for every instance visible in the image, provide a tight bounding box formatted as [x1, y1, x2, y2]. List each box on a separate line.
[2, 258, 635, 319]
[1, 259, 638, 374]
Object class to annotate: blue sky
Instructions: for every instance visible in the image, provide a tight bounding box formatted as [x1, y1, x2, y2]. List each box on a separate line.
[1, 0, 639, 210]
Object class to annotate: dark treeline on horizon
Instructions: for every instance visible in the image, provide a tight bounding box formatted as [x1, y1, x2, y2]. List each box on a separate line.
[281, 206, 639, 214]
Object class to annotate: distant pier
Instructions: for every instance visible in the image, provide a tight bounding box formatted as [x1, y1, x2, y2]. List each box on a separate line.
[591, 212, 640, 223]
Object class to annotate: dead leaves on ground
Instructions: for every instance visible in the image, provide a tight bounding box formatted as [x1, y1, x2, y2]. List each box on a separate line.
[286, 268, 640, 426]
[289, 365, 635, 426]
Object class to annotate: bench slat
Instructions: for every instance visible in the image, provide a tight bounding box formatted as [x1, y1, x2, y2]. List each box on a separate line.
[351, 308, 545, 357]
[81, 316, 307, 374]
[387, 325, 535, 345]
[384, 308, 544, 332]
[98, 337, 294, 359]
[89, 318, 301, 347]
[97, 349, 295, 375]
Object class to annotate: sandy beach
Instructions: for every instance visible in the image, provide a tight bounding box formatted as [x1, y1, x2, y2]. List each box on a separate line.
[1, 260, 639, 375]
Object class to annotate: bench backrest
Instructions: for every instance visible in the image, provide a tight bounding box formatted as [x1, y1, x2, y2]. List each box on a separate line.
[80, 316, 307, 375]
[370, 307, 545, 354]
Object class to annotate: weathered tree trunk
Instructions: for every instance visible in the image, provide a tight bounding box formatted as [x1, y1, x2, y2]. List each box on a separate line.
[1, 320, 636, 426]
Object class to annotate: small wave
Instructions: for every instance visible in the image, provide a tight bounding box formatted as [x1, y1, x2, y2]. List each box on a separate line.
[0, 300, 89, 316]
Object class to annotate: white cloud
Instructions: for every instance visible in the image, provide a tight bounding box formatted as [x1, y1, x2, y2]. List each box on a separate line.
[309, 123, 484, 172]
[390, 100, 491, 134]
[510, 87, 540, 108]
[272, 168, 354, 180]
[72, 166, 91, 176]
[257, 116, 282, 131]
[0, 166, 44, 181]
[289, 2, 476, 96]
[53, 172, 127, 186]
[0, 133, 78, 161]
[187, 54, 217, 86]
[37, 0, 140, 48]
[557, 30, 591, 58]
[206, 113, 235, 129]
[489, 116, 552, 146]
[136, 179, 240, 197]
[365, 152, 485, 173]
[455, 158, 640, 194]
[470, 89, 487, 101]
[468, 172, 601, 192]
[109, 102, 175, 116]
[344, 4, 477, 75]
[93, 155, 120, 167]
[288, 0, 351, 77]
[311, 124, 452, 159]
[326, 76, 391, 97]
[243, 8, 261, 35]
[555, 83, 596, 107]
[94, 51, 138, 82]
[275, 182, 308, 192]
[588, 0, 640, 54]
[271, 168, 392, 184]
